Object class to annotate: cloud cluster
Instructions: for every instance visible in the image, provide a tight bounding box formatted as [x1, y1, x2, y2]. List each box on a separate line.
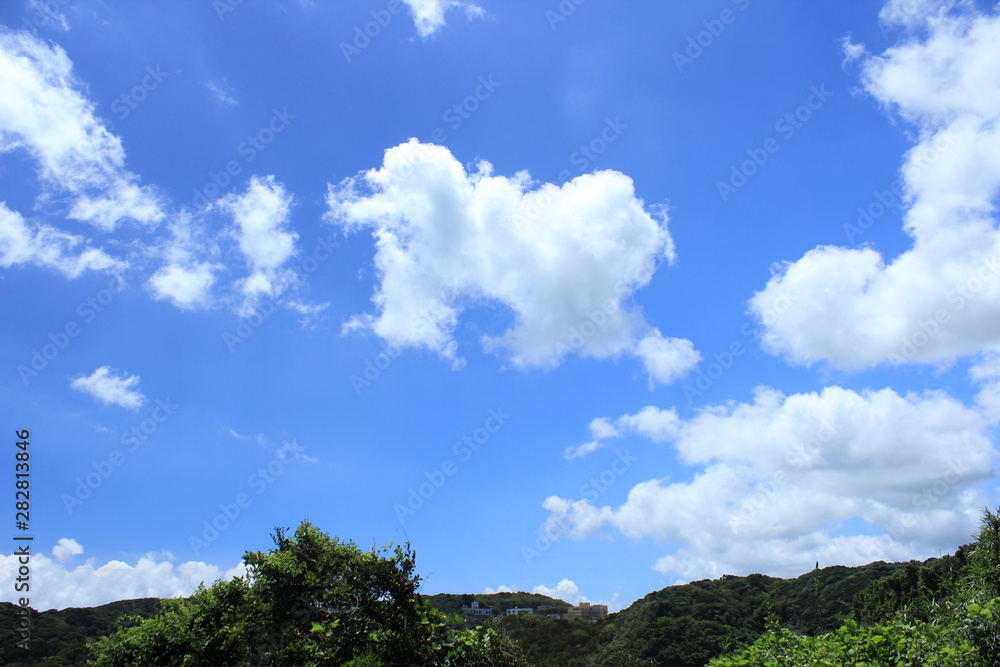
[751, 1, 1000, 370]
[544, 385, 996, 582]
[564, 406, 680, 459]
[70, 366, 146, 410]
[401, 0, 484, 38]
[328, 139, 698, 383]
[0, 30, 162, 232]
[0, 30, 310, 320]
[0, 539, 243, 610]
[221, 175, 299, 316]
[0, 202, 121, 278]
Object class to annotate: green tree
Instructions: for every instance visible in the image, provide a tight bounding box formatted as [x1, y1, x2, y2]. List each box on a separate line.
[89, 521, 528, 666]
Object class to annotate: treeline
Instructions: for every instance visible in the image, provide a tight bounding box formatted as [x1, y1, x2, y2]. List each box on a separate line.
[0, 598, 160, 666]
[5, 510, 1000, 665]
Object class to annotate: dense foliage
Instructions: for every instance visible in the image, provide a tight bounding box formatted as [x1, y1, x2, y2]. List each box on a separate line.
[581, 561, 906, 665]
[0, 598, 159, 666]
[710, 508, 1000, 666]
[494, 613, 605, 666]
[10, 508, 1000, 666]
[88, 521, 528, 666]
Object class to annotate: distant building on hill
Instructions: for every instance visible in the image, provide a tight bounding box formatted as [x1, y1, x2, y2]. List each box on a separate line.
[504, 607, 533, 615]
[460, 600, 495, 617]
[566, 601, 608, 621]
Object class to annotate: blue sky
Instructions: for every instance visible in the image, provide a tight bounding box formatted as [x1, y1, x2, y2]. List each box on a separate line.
[2, 0, 1000, 612]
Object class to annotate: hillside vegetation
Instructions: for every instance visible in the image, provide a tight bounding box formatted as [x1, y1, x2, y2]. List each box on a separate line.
[3, 509, 999, 665]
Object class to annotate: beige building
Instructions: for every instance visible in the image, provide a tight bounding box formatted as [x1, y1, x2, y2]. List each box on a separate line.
[566, 602, 608, 621]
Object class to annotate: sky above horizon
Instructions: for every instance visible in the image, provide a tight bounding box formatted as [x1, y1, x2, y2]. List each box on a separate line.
[2, 0, 1000, 613]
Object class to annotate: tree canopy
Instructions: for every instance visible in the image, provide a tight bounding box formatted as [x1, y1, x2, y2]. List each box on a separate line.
[89, 521, 528, 666]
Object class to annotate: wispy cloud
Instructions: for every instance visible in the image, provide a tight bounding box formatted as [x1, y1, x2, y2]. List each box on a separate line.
[70, 366, 146, 410]
[205, 79, 238, 107]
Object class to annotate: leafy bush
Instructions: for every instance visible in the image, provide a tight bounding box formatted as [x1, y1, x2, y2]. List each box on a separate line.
[89, 521, 528, 666]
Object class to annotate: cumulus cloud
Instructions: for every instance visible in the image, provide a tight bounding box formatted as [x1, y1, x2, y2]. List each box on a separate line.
[564, 406, 679, 459]
[634, 330, 702, 387]
[146, 212, 221, 309]
[70, 366, 145, 410]
[533, 578, 584, 605]
[482, 584, 513, 594]
[0, 540, 244, 610]
[52, 538, 83, 562]
[0, 30, 162, 231]
[401, 0, 484, 38]
[327, 139, 696, 384]
[544, 386, 996, 581]
[750, 2, 1000, 370]
[221, 175, 298, 316]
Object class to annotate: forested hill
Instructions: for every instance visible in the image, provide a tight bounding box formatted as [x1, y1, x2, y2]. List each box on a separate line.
[496, 558, 934, 666]
[0, 556, 962, 666]
[0, 597, 161, 666]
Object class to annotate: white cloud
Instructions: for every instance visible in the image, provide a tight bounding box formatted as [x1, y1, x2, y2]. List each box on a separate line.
[222, 175, 298, 316]
[327, 139, 694, 383]
[878, 0, 968, 30]
[401, 0, 484, 38]
[841, 36, 865, 65]
[971, 352, 1000, 420]
[544, 386, 996, 581]
[564, 417, 620, 459]
[532, 579, 622, 612]
[0, 202, 123, 277]
[70, 366, 145, 410]
[533, 578, 583, 604]
[0, 30, 163, 231]
[751, 2, 1000, 370]
[565, 405, 680, 459]
[0, 541, 243, 610]
[148, 262, 216, 309]
[482, 584, 513, 594]
[146, 214, 219, 309]
[52, 538, 83, 562]
[634, 330, 701, 387]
